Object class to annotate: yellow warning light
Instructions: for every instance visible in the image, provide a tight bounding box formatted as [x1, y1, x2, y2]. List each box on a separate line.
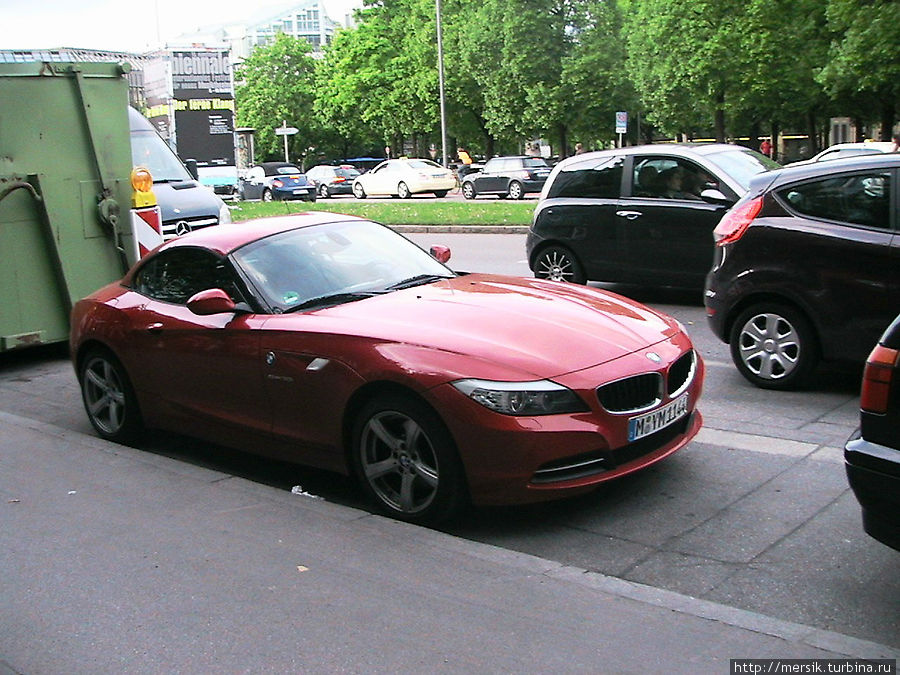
[131, 166, 157, 208]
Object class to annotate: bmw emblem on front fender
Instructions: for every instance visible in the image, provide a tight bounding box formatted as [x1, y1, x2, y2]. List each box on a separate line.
[646, 352, 662, 363]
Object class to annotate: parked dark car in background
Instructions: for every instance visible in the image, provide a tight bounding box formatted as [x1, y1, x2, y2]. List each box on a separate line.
[845, 313, 900, 551]
[527, 144, 779, 287]
[705, 154, 899, 389]
[305, 164, 361, 198]
[462, 155, 552, 200]
[238, 162, 317, 202]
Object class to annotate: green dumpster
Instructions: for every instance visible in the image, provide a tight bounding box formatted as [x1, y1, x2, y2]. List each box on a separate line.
[0, 61, 136, 351]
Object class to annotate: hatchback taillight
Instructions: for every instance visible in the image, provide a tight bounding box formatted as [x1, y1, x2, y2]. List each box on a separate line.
[334, 177, 346, 183]
[713, 196, 763, 246]
[273, 179, 284, 188]
[860, 344, 899, 414]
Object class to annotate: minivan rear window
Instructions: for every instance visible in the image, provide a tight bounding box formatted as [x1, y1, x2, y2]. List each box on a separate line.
[546, 156, 623, 199]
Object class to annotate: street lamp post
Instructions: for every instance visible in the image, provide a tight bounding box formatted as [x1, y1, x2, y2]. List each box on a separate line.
[435, 0, 449, 168]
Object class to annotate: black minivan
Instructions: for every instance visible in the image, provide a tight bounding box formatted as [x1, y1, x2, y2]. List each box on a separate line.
[705, 154, 899, 390]
[527, 144, 778, 287]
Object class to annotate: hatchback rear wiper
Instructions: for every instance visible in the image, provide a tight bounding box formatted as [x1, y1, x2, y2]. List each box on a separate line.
[387, 274, 453, 290]
[283, 291, 383, 313]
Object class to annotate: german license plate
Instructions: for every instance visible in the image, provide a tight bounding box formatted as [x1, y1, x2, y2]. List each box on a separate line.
[293, 189, 309, 195]
[627, 393, 689, 442]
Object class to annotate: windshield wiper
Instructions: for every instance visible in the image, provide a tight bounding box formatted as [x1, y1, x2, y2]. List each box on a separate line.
[282, 291, 383, 313]
[387, 274, 453, 290]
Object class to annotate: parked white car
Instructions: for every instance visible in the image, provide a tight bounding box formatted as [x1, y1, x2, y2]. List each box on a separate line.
[788, 141, 896, 166]
[352, 158, 456, 199]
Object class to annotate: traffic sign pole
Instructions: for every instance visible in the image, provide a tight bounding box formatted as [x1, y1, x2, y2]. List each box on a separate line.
[274, 120, 299, 162]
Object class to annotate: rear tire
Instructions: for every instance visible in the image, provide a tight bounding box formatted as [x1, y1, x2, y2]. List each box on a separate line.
[319, 184, 330, 199]
[79, 349, 143, 445]
[353, 182, 366, 199]
[729, 302, 818, 390]
[397, 182, 412, 199]
[508, 180, 524, 200]
[262, 188, 273, 202]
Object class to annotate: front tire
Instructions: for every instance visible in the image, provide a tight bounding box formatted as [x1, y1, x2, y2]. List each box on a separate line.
[533, 245, 586, 284]
[507, 180, 524, 200]
[351, 394, 466, 524]
[319, 184, 330, 199]
[729, 303, 818, 390]
[461, 182, 476, 200]
[397, 182, 412, 199]
[79, 349, 143, 444]
[353, 182, 366, 199]
[262, 188, 273, 202]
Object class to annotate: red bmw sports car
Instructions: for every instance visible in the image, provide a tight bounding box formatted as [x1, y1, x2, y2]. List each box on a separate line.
[71, 213, 704, 523]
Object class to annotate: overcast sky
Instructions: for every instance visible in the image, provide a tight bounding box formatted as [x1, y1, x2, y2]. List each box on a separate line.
[0, 0, 361, 53]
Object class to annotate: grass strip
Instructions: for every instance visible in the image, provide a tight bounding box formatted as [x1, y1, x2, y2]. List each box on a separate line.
[228, 198, 534, 226]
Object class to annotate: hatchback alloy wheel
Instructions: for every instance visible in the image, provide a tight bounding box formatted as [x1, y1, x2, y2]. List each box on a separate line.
[462, 182, 476, 200]
[730, 303, 818, 389]
[508, 180, 524, 200]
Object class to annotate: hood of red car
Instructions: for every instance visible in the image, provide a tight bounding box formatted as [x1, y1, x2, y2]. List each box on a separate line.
[296, 274, 680, 379]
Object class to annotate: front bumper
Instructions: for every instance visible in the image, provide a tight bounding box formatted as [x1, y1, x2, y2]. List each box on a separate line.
[427, 341, 705, 506]
[845, 431, 900, 551]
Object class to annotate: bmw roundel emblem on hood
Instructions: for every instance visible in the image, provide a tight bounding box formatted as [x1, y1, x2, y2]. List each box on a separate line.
[175, 221, 192, 236]
[646, 352, 662, 363]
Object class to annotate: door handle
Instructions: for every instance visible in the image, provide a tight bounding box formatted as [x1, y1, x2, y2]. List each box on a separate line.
[616, 210, 643, 220]
[145, 322, 164, 334]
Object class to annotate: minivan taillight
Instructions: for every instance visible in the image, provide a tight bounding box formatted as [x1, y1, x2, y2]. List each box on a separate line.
[859, 344, 899, 414]
[713, 196, 763, 246]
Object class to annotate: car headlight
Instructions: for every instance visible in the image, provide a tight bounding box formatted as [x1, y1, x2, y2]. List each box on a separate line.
[219, 201, 232, 225]
[452, 379, 588, 416]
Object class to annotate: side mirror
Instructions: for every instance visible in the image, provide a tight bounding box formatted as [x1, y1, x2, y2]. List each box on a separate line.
[700, 188, 734, 206]
[187, 288, 236, 316]
[430, 245, 451, 264]
[184, 158, 199, 181]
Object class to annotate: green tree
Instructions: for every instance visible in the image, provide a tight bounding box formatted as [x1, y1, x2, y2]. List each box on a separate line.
[818, 0, 900, 139]
[235, 33, 319, 162]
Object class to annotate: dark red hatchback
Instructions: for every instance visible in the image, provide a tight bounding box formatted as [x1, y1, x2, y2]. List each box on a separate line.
[705, 153, 900, 390]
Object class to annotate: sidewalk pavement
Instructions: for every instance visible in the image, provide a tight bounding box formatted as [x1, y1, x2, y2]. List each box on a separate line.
[2, 409, 897, 674]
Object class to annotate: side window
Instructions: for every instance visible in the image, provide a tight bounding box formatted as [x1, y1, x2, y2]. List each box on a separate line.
[632, 157, 712, 200]
[777, 171, 891, 229]
[483, 159, 500, 173]
[135, 249, 240, 305]
[546, 156, 624, 199]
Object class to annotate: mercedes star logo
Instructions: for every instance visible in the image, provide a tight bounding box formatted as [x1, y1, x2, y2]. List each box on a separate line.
[174, 220, 192, 236]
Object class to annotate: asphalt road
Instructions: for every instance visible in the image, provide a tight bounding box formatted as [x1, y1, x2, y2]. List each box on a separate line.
[0, 230, 896, 654]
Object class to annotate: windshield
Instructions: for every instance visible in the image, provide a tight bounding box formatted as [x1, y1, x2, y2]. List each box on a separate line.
[130, 129, 193, 183]
[231, 219, 454, 313]
[408, 159, 443, 170]
[705, 149, 780, 191]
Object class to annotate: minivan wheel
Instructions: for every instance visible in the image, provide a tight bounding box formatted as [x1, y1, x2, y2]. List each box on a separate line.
[533, 246, 586, 284]
[729, 303, 818, 390]
[507, 180, 524, 200]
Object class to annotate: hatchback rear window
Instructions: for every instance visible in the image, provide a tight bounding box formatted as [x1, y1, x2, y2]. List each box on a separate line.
[776, 171, 891, 229]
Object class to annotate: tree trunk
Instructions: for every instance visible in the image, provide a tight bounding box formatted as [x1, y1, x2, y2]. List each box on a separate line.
[557, 123, 568, 158]
[806, 111, 820, 155]
[714, 90, 726, 143]
[749, 121, 761, 152]
[879, 97, 896, 141]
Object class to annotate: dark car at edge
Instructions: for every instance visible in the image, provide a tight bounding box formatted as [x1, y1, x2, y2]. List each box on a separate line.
[461, 155, 552, 200]
[845, 314, 900, 551]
